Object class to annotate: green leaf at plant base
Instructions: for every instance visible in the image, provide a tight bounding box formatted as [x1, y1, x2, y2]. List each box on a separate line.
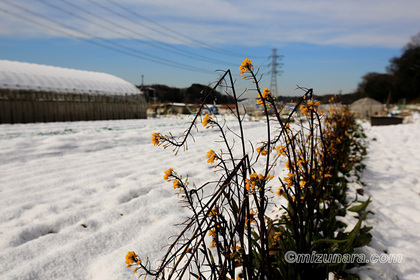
[207, 248, 215, 265]
[353, 226, 372, 248]
[348, 196, 371, 213]
[342, 211, 369, 253]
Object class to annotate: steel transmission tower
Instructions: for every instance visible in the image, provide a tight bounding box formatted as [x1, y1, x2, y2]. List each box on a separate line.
[268, 48, 284, 95]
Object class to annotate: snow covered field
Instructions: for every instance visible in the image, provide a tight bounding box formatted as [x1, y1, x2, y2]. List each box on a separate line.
[0, 116, 269, 280]
[0, 115, 419, 279]
[354, 117, 420, 280]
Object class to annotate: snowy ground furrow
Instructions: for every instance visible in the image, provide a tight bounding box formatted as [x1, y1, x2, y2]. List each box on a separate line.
[354, 122, 420, 280]
[0, 117, 419, 279]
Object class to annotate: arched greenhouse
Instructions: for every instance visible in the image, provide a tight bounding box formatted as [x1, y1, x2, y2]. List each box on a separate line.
[0, 60, 147, 123]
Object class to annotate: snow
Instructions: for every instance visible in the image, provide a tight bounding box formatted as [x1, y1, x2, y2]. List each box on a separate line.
[0, 60, 141, 95]
[0, 114, 419, 279]
[351, 117, 420, 280]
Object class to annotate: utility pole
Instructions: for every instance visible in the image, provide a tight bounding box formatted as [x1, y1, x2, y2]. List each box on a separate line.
[268, 48, 284, 96]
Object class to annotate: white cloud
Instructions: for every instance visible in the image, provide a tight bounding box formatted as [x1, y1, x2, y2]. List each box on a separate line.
[1, 0, 419, 48]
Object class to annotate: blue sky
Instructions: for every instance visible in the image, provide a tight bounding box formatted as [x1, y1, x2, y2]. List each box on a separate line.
[1, 0, 419, 97]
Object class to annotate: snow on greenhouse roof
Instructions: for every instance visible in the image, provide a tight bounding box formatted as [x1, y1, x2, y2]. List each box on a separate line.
[0, 60, 141, 95]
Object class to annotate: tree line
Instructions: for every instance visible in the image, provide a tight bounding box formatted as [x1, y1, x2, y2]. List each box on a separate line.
[140, 83, 235, 104]
[355, 32, 420, 104]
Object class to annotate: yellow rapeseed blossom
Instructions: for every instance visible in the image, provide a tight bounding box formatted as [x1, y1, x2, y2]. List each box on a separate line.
[308, 99, 319, 107]
[208, 228, 217, 248]
[245, 172, 274, 192]
[283, 172, 296, 188]
[276, 186, 285, 196]
[296, 158, 306, 168]
[300, 104, 309, 115]
[173, 179, 181, 189]
[256, 146, 268, 156]
[210, 206, 220, 216]
[206, 149, 218, 164]
[125, 251, 140, 267]
[285, 159, 292, 170]
[276, 145, 286, 156]
[202, 114, 211, 127]
[257, 88, 271, 105]
[274, 231, 286, 241]
[152, 132, 162, 146]
[163, 168, 173, 181]
[239, 58, 253, 75]
[307, 99, 315, 107]
[245, 173, 257, 191]
[262, 88, 271, 98]
[301, 99, 320, 116]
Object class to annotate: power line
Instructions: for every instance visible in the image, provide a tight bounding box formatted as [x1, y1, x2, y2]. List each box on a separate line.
[0, 0, 215, 74]
[0, 6, 201, 72]
[105, 0, 265, 59]
[54, 0, 237, 67]
[1, 0, 268, 77]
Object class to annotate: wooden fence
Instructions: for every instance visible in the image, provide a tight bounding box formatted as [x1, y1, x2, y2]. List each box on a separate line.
[0, 89, 147, 124]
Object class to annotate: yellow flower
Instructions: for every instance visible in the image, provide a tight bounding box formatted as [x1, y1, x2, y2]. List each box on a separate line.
[208, 229, 217, 248]
[246, 172, 273, 192]
[300, 104, 309, 115]
[276, 145, 286, 156]
[276, 187, 285, 196]
[307, 99, 314, 107]
[202, 114, 211, 127]
[245, 179, 255, 191]
[257, 88, 271, 105]
[152, 132, 162, 146]
[210, 207, 220, 216]
[245, 173, 258, 191]
[256, 146, 268, 156]
[283, 172, 296, 188]
[206, 149, 218, 164]
[125, 251, 140, 266]
[163, 168, 173, 180]
[173, 179, 181, 189]
[262, 88, 271, 98]
[285, 159, 292, 170]
[239, 58, 253, 75]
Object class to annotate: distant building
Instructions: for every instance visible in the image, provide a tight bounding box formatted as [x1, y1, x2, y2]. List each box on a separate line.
[0, 60, 147, 123]
[349, 97, 384, 119]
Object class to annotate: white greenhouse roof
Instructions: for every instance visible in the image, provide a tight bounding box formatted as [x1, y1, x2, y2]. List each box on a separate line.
[0, 60, 141, 95]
